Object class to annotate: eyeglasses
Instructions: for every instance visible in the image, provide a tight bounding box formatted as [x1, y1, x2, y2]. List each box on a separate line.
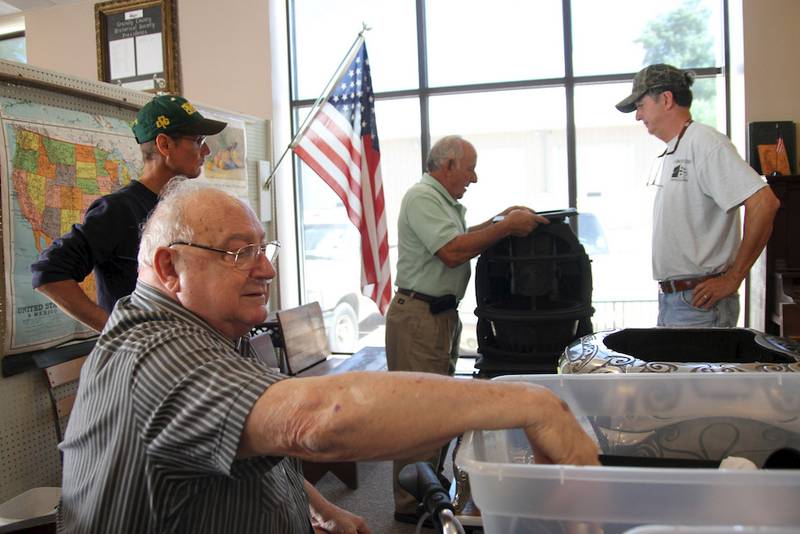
[169, 240, 280, 270]
[171, 135, 207, 147]
[647, 120, 693, 187]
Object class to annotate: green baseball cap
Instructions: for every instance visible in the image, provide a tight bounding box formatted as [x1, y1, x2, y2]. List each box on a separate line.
[132, 94, 227, 144]
[616, 64, 694, 113]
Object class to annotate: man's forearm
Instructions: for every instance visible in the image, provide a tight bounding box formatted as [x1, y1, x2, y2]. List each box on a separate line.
[436, 219, 514, 267]
[241, 372, 589, 465]
[726, 187, 780, 284]
[35, 279, 109, 332]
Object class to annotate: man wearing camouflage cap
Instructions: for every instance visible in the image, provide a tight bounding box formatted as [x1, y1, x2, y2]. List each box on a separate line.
[32, 94, 226, 332]
[617, 64, 779, 327]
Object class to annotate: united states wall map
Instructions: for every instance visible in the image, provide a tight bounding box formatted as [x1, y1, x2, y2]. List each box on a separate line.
[1, 97, 141, 354]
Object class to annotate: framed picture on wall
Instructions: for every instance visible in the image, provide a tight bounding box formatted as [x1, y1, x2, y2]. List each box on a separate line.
[95, 0, 181, 94]
[748, 121, 796, 176]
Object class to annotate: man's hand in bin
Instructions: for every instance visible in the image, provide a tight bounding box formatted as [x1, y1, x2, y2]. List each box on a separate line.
[522, 386, 600, 467]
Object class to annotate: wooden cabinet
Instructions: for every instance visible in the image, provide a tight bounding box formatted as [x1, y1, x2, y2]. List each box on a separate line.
[754, 175, 800, 338]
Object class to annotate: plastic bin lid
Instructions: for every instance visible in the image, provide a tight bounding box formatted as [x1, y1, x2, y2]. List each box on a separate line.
[624, 525, 798, 533]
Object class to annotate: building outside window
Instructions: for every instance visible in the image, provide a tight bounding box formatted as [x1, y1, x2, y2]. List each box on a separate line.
[286, 0, 728, 354]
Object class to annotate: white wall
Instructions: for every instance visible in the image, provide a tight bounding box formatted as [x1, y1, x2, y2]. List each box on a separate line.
[24, 0, 272, 119]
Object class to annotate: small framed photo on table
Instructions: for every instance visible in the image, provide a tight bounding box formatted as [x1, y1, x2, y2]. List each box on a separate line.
[95, 0, 180, 94]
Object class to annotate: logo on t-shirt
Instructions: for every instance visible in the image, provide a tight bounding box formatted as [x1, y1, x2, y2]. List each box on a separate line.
[670, 159, 690, 182]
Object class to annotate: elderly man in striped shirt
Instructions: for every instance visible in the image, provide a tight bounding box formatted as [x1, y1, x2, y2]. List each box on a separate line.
[58, 181, 598, 533]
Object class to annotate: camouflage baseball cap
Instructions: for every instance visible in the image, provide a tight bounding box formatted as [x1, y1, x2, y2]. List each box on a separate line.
[132, 94, 227, 144]
[615, 64, 694, 113]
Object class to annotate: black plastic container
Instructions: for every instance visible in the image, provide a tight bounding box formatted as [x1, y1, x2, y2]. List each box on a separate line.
[474, 209, 594, 374]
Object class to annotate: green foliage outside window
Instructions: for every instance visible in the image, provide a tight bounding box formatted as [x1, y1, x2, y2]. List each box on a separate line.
[636, 0, 717, 127]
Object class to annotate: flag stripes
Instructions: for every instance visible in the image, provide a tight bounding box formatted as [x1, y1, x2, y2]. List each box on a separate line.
[293, 43, 392, 314]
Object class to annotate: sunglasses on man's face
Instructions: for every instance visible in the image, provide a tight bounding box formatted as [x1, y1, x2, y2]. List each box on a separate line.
[170, 135, 207, 147]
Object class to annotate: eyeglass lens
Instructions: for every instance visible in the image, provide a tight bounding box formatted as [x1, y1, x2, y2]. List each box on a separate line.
[233, 243, 280, 269]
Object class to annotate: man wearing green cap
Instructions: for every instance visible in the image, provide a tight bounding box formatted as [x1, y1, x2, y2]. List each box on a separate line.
[617, 64, 780, 327]
[31, 94, 226, 332]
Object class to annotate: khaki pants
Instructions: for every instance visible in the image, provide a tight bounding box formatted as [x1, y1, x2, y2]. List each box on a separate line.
[384, 292, 461, 514]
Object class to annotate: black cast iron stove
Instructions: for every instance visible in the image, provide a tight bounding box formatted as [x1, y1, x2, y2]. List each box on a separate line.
[473, 209, 594, 376]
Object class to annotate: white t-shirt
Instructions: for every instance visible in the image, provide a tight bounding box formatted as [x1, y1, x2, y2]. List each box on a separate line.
[652, 121, 767, 281]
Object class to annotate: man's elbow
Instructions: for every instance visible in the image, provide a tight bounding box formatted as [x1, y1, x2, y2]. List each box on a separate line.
[745, 187, 781, 222]
[765, 188, 781, 215]
[436, 247, 467, 268]
[263, 385, 356, 460]
[285, 411, 358, 461]
[440, 254, 463, 268]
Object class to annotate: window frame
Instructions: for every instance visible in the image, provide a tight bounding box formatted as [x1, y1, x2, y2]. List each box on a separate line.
[284, 0, 732, 340]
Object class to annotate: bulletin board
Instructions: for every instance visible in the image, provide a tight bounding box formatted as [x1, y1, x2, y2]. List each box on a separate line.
[95, 0, 181, 93]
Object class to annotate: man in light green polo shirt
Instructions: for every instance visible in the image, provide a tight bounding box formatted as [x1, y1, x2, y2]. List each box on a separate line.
[385, 135, 549, 523]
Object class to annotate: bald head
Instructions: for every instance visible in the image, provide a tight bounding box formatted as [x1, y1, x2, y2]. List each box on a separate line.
[137, 181, 274, 338]
[426, 135, 473, 173]
[138, 181, 251, 268]
[426, 135, 478, 200]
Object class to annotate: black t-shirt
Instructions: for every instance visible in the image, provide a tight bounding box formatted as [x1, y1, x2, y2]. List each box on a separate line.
[31, 180, 158, 313]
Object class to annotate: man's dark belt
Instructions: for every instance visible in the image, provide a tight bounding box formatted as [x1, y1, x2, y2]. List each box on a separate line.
[397, 288, 436, 303]
[659, 273, 722, 294]
[397, 288, 458, 314]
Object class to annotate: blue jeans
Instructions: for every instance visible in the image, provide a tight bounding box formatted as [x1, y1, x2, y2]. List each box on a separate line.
[657, 290, 739, 327]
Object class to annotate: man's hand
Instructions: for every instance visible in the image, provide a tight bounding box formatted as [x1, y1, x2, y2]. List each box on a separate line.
[35, 279, 109, 332]
[504, 209, 550, 237]
[306, 479, 371, 534]
[311, 503, 371, 534]
[691, 273, 741, 309]
[522, 387, 599, 466]
[499, 205, 534, 216]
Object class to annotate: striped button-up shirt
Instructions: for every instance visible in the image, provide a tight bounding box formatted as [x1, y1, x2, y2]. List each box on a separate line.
[58, 281, 312, 534]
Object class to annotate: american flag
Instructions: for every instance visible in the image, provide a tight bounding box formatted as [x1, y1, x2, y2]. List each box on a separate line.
[293, 43, 392, 314]
[776, 131, 786, 156]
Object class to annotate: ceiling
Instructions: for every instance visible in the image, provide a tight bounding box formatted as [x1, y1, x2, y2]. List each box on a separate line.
[0, 0, 83, 17]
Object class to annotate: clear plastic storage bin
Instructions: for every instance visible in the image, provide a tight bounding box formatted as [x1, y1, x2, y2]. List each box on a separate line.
[624, 527, 798, 534]
[456, 373, 800, 533]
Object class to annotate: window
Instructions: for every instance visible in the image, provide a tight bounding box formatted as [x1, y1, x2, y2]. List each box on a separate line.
[0, 31, 26, 63]
[426, 0, 564, 86]
[287, 0, 729, 352]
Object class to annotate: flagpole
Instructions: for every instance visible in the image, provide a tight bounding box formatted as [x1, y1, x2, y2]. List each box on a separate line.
[264, 24, 371, 190]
